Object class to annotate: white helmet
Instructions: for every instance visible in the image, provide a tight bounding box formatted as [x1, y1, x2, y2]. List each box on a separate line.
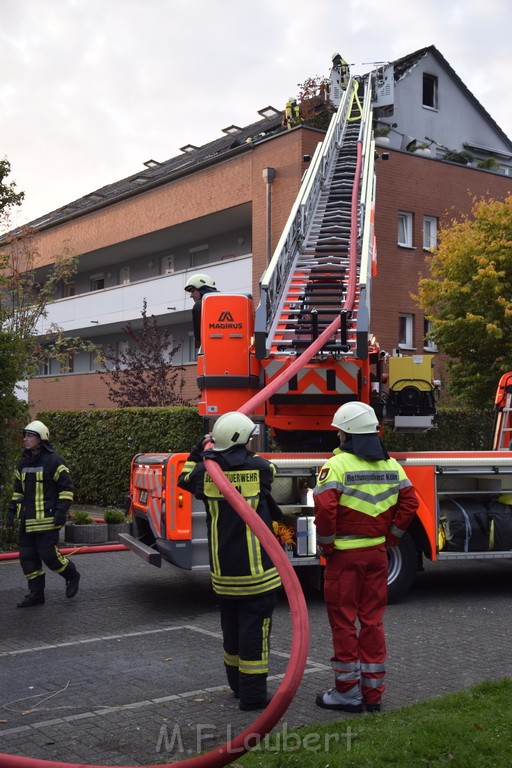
[211, 412, 257, 452]
[331, 402, 378, 434]
[23, 420, 50, 441]
[184, 273, 216, 292]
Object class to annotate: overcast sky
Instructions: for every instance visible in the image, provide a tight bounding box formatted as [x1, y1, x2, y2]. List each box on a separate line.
[1, 0, 511, 227]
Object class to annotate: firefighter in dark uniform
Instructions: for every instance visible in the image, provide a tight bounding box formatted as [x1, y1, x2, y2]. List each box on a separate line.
[7, 420, 80, 607]
[184, 273, 219, 349]
[178, 411, 282, 711]
[314, 402, 418, 713]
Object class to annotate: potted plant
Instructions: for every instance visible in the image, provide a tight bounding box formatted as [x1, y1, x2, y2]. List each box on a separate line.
[104, 509, 131, 541]
[374, 124, 391, 146]
[65, 510, 108, 545]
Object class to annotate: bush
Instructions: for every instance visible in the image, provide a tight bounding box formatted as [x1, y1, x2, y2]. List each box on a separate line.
[70, 510, 93, 525]
[103, 509, 126, 524]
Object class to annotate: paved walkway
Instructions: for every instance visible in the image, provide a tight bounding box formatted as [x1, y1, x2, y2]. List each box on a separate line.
[1, 550, 511, 765]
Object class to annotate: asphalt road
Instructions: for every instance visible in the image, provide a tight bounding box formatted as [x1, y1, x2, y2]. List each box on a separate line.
[1, 549, 511, 766]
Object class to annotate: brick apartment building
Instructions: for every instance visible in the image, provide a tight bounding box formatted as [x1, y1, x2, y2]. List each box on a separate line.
[16, 46, 512, 415]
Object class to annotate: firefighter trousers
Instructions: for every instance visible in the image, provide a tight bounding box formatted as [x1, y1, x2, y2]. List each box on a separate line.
[323, 545, 388, 704]
[19, 527, 77, 594]
[219, 591, 278, 705]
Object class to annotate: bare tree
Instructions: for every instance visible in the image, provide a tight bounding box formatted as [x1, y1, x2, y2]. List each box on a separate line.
[99, 299, 191, 407]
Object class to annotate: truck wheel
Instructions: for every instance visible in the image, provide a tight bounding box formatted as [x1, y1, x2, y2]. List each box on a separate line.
[387, 532, 417, 603]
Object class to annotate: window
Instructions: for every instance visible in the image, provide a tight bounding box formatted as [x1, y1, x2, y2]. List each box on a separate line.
[189, 244, 209, 267]
[188, 332, 198, 362]
[119, 266, 130, 285]
[38, 356, 51, 376]
[90, 273, 105, 291]
[160, 255, 175, 275]
[62, 282, 75, 298]
[398, 212, 413, 247]
[423, 318, 438, 351]
[61, 355, 74, 374]
[399, 313, 414, 349]
[89, 345, 103, 372]
[423, 74, 438, 109]
[423, 216, 438, 250]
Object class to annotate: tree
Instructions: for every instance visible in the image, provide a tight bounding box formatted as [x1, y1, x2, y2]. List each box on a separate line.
[99, 299, 191, 407]
[0, 158, 24, 217]
[416, 195, 512, 407]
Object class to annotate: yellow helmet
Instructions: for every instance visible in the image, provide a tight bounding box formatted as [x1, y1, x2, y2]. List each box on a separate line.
[184, 273, 216, 292]
[23, 420, 50, 441]
[331, 402, 378, 434]
[211, 412, 257, 451]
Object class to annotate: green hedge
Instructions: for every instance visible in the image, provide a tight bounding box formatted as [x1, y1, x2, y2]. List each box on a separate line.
[38, 407, 204, 507]
[34, 406, 497, 509]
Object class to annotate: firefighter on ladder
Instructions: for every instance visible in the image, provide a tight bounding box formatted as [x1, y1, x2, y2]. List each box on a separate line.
[314, 402, 418, 713]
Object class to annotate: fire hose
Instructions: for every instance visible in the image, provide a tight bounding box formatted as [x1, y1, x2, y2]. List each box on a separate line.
[0, 138, 363, 768]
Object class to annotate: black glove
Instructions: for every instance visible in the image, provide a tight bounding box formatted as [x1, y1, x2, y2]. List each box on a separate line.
[53, 509, 68, 527]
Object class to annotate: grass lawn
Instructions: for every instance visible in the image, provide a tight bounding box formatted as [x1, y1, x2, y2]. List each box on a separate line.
[237, 678, 511, 768]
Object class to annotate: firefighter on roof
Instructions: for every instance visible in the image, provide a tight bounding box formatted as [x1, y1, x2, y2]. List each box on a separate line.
[314, 402, 418, 713]
[6, 421, 81, 608]
[184, 273, 219, 349]
[178, 411, 283, 711]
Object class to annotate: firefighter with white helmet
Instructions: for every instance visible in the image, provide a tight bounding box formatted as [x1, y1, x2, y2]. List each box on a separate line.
[178, 411, 283, 711]
[314, 401, 418, 713]
[184, 273, 219, 349]
[6, 421, 81, 607]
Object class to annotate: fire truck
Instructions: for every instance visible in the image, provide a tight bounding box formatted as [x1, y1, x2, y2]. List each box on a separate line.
[120, 70, 512, 602]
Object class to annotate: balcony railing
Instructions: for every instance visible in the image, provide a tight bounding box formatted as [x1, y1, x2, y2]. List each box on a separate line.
[38, 256, 252, 335]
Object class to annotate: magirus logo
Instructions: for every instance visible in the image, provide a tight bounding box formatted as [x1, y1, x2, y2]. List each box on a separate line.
[209, 310, 242, 329]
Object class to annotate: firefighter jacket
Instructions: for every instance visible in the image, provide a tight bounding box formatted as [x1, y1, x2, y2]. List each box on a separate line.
[178, 443, 282, 598]
[314, 445, 418, 550]
[192, 285, 219, 348]
[7, 443, 74, 533]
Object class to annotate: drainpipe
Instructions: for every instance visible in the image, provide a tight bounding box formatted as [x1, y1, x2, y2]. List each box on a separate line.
[262, 167, 276, 264]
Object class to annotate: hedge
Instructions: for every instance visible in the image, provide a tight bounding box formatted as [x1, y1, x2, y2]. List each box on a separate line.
[38, 407, 204, 508]
[34, 406, 497, 509]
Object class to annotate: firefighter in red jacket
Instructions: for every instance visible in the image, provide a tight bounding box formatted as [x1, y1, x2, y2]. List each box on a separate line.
[177, 412, 282, 711]
[314, 402, 418, 713]
[6, 420, 80, 608]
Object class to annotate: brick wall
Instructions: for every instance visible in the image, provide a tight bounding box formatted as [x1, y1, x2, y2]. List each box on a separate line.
[372, 150, 511, 361]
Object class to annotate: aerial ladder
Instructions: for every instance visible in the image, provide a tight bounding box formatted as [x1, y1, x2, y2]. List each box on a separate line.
[198, 71, 435, 443]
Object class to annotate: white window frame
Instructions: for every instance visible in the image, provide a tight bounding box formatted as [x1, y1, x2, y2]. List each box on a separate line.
[89, 345, 103, 372]
[423, 318, 438, 352]
[398, 212, 413, 247]
[188, 332, 198, 362]
[399, 313, 414, 349]
[422, 73, 438, 110]
[423, 216, 438, 250]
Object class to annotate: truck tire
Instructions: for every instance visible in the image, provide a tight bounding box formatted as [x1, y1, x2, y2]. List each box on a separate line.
[387, 532, 417, 603]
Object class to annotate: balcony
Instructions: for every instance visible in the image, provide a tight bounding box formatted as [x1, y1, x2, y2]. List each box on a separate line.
[38, 256, 252, 336]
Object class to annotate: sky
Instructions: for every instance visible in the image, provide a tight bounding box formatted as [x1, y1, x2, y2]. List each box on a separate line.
[1, 0, 511, 227]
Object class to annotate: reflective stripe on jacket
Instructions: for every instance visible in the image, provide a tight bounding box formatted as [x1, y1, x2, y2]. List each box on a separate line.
[178, 448, 282, 598]
[8, 446, 74, 533]
[314, 448, 418, 548]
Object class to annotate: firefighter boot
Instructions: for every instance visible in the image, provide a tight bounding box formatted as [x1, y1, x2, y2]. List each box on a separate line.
[224, 664, 240, 698]
[17, 592, 45, 608]
[64, 565, 81, 598]
[17, 573, 45, 608]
